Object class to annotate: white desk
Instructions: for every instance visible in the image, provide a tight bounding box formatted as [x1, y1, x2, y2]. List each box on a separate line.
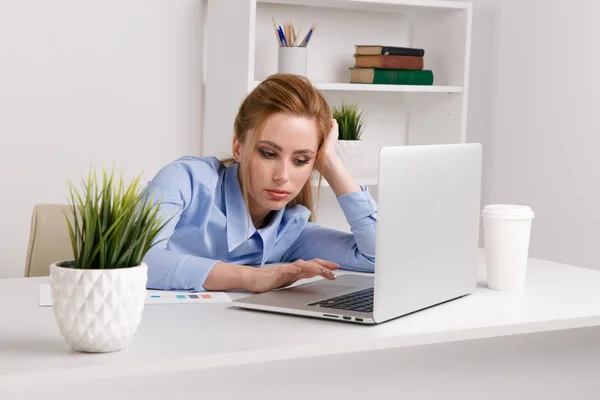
[2, 251, 600, 399]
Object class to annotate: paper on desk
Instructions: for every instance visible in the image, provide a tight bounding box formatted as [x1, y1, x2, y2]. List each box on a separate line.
[38, 283, 231, 307]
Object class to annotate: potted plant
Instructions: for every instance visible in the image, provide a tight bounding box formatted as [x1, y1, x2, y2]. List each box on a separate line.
[50, 167, 169, 353]
[332, 101, 366, 177]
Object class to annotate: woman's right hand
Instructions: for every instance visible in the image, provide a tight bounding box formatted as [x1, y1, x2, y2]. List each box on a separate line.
[243, 259, 340, 293]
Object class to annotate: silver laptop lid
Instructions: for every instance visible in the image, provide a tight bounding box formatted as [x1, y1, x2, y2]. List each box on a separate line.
[374, 144, 482, 323]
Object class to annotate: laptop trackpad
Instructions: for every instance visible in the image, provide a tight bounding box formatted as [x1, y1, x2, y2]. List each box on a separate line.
[282, 282, 354, 297]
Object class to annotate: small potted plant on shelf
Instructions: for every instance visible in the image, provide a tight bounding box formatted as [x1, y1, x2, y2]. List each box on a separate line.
[332, 101, 366, 177]
[50, 167, 169, 353]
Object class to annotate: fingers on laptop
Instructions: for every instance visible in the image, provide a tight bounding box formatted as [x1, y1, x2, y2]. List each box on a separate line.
[292, 259, 338, 280]
[312, 259, 340, 270]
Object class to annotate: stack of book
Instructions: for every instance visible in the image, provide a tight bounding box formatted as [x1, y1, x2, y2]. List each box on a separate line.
[349, 45, 434, 86]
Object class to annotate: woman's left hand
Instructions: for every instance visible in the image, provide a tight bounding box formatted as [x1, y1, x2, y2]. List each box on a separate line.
[315, 118, 362, 196]
[316, 119, 340, 175]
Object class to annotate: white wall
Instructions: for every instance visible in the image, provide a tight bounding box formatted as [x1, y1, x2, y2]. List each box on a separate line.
[0, 0, 205, 278]
[2, 0, 598, 277]
[468, 0, 600, 271]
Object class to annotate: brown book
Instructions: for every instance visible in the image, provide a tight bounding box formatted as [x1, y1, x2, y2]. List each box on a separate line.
[354, 55, 424, 70]
[354, 45, 425, 57]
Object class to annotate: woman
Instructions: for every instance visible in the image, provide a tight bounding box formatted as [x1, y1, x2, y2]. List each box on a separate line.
[142, 74, 377, 293]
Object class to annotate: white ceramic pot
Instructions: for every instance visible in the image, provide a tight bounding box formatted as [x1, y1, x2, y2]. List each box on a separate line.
[336, 140, 364, 177]
[49, 262, 148, 353]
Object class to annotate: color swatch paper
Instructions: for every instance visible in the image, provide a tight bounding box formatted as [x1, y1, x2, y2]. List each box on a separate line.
[38, 284, 231, 307]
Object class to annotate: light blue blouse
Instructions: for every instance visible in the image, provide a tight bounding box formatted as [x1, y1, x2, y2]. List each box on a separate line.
[141, 156, 377, 291]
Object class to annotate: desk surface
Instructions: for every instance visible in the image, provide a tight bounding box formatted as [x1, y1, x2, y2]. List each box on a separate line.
[1, 251, 600, 387]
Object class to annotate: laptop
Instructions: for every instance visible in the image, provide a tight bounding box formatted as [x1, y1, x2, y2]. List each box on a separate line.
[232, 143, 482, 324]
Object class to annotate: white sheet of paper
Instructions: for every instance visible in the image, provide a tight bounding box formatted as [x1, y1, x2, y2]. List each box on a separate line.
[38, 284, 231, 307]
[38, 282, 52, 306]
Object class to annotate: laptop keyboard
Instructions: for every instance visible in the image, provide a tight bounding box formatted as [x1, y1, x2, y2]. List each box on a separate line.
[308, 287, 374, 313]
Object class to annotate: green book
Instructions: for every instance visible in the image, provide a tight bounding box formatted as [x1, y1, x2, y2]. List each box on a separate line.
[350, 68, 434, 85]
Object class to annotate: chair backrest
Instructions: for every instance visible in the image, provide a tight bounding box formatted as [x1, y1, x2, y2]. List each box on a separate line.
[24, 204, 75, 277]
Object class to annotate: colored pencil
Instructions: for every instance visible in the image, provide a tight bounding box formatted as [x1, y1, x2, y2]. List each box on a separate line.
[272, 19, 316, 47]
[272, 17, 282, 46]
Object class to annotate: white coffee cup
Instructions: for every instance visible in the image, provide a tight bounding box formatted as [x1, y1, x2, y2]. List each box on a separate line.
[277, 47, 307, 76]
[481, 204, 535, 291]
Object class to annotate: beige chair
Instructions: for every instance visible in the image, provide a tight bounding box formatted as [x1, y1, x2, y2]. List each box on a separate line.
[24, 204, 75, 277]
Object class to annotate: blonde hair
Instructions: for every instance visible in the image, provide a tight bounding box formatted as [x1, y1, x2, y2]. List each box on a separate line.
[222, 74, 331, 223]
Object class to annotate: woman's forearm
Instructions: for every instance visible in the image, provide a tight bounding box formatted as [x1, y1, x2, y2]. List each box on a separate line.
[203, 262, 251, 291]
[320, 155, 361, 197]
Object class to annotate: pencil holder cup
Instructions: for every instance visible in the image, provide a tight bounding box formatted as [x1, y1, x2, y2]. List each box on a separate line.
[277, 47, 307, 76]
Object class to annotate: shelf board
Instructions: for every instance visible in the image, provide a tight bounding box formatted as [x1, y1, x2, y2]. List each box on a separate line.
[257, 0, 470, 12]
[253, 81, 463, 93]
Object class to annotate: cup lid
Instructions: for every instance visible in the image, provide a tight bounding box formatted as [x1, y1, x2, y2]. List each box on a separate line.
[481, 204, 534, 219]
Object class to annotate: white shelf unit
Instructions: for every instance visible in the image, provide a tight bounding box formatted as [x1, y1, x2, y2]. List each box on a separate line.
[204, 0, 472, 190]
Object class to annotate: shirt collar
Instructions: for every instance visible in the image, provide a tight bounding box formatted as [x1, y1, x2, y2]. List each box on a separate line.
[257, 208, 285, 266]
[224, 163, 256, 252]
